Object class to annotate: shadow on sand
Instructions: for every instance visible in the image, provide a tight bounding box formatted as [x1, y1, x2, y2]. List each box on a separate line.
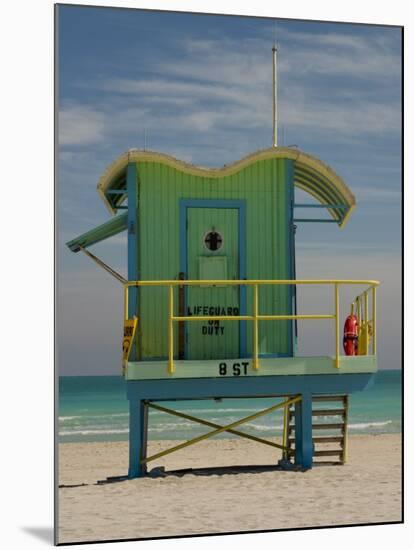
[96, 462, 308, 484]
[21, 526, 54, 544]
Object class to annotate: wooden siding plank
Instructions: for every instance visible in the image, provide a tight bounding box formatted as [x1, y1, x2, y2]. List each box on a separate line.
[136, 158, 293, 360]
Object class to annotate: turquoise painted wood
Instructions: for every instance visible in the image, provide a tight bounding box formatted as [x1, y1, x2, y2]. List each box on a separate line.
[135, 158, 294, 361]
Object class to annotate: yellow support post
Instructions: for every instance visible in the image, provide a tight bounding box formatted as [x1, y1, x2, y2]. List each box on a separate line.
[124, 285, 129, 321]
[168, 285, 175, 374]
[253, 284, 259, 370]
[335, 283, 340, 369]
[362, 291, 370, 355]
[147, 402, 293, 454]
[372, 285, 377, 355]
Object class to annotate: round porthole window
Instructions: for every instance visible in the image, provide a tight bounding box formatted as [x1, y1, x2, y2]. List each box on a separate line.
[204, 230, 223, 251]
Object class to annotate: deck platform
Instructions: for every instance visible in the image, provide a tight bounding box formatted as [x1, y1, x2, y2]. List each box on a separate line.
[125, 355, 377, 380]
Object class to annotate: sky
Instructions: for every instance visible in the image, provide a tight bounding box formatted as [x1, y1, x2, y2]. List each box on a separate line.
[57, 5, 402, 375]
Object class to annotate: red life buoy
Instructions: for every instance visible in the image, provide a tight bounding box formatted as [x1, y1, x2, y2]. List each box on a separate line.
[343, 314, 359, 356]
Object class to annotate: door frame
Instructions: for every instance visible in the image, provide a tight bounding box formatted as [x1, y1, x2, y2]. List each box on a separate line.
[179, 199, 247, 358]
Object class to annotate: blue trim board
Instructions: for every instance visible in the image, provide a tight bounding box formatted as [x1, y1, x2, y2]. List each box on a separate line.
[127, 162, 138, 286]
[286, 159, 295, 357]
[179, 199, 247, 358]
[127, 163, 139, 360]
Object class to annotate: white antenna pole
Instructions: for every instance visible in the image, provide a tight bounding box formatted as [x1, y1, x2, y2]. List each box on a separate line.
[272, 44, 278, 148]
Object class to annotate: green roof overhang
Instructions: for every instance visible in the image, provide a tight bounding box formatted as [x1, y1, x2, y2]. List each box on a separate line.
[66, 212, 128, 252]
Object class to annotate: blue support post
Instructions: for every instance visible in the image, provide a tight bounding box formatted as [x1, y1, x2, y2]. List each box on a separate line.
[126, 162, 145, 477]
[127, 162, 138, 314]
[128, 398, 148, 478]
[294, 393, 313, 469]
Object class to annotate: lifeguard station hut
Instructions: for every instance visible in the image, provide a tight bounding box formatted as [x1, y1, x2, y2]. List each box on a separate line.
[67, 48, 379, 477]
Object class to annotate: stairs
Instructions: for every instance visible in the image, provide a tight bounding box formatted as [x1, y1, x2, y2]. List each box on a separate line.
[285, 395, 349, 465]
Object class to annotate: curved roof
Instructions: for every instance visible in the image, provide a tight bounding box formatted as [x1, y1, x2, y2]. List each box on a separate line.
[97, 147, 356, 227]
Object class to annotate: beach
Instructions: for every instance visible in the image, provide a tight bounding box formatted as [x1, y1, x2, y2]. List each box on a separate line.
[58, 433, 402, 544]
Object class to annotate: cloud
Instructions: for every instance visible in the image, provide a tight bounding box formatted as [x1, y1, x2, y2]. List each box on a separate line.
[296, 241, 397, 255]
[276, 29, 400, 80]
[69, 28, 400, 156]
[173, 30, 400, 83]
[280, 92, 400, 136]
[59, 104, 106, 146]
[353, 186, 402, 203]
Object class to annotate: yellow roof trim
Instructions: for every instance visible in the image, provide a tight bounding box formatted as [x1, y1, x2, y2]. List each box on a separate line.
[97, 147, 356, 226]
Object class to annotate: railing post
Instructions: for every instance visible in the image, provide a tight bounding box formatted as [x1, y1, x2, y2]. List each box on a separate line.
[253, 284, 259, 370]
[282, 401, 289, 460]
[168, 285, 175, 374]
[124, 285, 129, 321]
[363, 291, 370, 355]
[372, 286, 377, 355]
[335, 283, 340, 369]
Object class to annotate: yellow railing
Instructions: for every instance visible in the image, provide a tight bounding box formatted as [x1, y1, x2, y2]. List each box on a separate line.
[351, 285, 377, 356]
[124, 279, 379, 374]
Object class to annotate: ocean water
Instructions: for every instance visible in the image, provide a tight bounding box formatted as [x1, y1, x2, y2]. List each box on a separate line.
[58, 370, 401, 443]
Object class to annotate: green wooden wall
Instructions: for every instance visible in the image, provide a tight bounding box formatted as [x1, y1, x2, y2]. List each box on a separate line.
[133, 157, 294, 360]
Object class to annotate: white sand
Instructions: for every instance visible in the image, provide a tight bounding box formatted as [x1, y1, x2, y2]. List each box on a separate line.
[58, 434, 401, 544]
